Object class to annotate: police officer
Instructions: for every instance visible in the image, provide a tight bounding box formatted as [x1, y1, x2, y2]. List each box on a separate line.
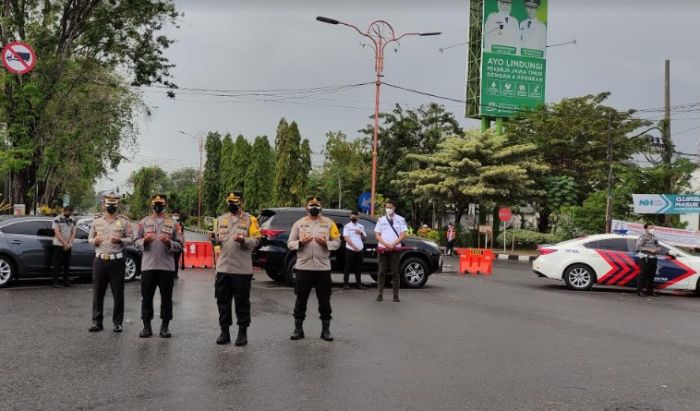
[136, 195, 182, 338]
[520, 0, 547, 55]
[51, 205, 76, 287]
[375, 199, 408, 302]
[636, 223, 660, 297]
[88, 193, 134, 333]
[288, 196, 341, 341]
[212, 192, 261, 346]
[343, 210, 367, 290]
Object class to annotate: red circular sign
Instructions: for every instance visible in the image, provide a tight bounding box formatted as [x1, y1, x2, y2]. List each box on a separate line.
[1, 42, 36, 75]
[498, 207, 512, 222]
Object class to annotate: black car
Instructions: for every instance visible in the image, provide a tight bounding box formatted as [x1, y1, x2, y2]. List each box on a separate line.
[253, 208, 442, 288]
[0, 216, 142, 288]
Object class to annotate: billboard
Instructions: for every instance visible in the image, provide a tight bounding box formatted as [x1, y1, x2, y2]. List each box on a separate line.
[467, 0, 548, 118]
[633, 194, 700, 214]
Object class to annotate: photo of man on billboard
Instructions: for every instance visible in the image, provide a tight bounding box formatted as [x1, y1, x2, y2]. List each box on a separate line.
[483, 0, 521, 54]
[520, 0, 547, 56]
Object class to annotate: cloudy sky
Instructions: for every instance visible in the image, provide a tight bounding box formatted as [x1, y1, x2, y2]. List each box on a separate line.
[97, 0, 700, 193]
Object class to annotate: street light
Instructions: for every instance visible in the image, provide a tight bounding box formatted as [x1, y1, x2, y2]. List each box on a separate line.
[316, 16, 441, 216]
[179, 130, 205, 228]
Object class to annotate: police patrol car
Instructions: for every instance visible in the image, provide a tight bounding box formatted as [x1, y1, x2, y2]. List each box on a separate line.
[532, 234, 700, 294]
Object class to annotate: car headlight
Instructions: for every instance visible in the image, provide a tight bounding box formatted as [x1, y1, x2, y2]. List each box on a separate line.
[422, 240, 439, 250]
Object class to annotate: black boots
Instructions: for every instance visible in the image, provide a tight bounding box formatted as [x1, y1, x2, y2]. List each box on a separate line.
[393, 295, 400, 303]
[235, 326, 248, 346]
[216, 327, 231, 345]
[88, 322, 103, 332]
[140, 320, 153, 338]
[290, 319, 305, 340]
[321, 320, 334, 342]
[160, 320, 171, 338]
[376, 294, 383, 301]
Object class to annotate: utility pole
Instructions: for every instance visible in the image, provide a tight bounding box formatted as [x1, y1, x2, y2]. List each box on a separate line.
[179, 130, 205, 228]
[663, 59, 673, 226]
[316, 16, 440, 216]
[605, 115, 614, 233]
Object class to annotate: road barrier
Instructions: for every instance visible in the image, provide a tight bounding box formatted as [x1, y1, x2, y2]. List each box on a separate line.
[455, 248, 494, 276]
[183, 241, 215, 268]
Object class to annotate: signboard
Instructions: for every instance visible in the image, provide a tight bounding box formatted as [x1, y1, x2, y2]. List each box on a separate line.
[498, 207, 512, 222]
[612, 219, 700, 249]
[632, 194, 700, 214]
[468, 0, 548, 118]
[357, 192, 371, 213]
[1, 42, 36, 75]
[478, 225, 492, 234]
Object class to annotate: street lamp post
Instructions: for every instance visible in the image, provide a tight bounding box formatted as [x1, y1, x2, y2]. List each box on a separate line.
[316, 16, 440, 216]
[179, 130, 205, 228]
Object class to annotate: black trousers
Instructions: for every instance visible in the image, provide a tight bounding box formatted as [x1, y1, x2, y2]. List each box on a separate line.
[378, 252, 401, 297]
[294, 270, 332, 321]
[343, 249, 364, 285]
[637, 256, 657, 293]
[141, 270, 175, 321]
[215, 273, 252, 327]
[51, 245, 71, 282]
[446, 240, 455, 255]
[173, 253, 182, 277]
[92, 258, 125, 325]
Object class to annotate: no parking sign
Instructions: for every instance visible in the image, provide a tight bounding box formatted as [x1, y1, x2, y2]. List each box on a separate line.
[1, 42, 36, 75]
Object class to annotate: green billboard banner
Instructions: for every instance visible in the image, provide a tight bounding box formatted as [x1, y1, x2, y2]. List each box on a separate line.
[479, 0, 548, 118]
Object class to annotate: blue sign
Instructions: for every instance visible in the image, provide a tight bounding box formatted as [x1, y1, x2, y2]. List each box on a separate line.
[358, 192, 371, 213]
[633, 194, 700, 214]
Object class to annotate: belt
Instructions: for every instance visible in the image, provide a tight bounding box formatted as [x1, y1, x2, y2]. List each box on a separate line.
[96, 252, 124, 261]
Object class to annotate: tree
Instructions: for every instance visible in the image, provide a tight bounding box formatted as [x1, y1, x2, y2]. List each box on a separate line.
[231, 135, 252, 194]
[127, 166, 169, 219]
[245, 136, 275, 213]
[361, 103, 462, 226]
[0, 0, 180, 211]
[202, 132, 222, 216]
[396, 129, 548, 228]
[168, 167, 199, 220]
[314, 131, 370, 209]
[219, 134, 235, 198]
[273, 119, 308, 207]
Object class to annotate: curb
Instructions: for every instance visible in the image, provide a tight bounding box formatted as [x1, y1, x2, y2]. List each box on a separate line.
[495, 253, 537, 263]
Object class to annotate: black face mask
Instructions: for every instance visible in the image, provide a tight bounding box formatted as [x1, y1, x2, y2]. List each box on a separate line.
[308, 207, 321, 217]
[153, 204, 165, 214]
[228, 203, 239, 213]
[106, 205, 117, 214]
[351, 218, 358, 223]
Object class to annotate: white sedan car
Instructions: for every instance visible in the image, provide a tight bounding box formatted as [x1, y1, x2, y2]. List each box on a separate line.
[532, 234, 700, 294]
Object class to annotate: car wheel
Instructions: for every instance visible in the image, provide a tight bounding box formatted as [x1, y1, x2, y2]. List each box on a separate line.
[400, 257, 429, 289]
[124, 254, 138, 282]
[563, 264, 595, 291]
[265, 268, 285, 282]
[0, 256, 15, 288]
[283, 257, 297, 286]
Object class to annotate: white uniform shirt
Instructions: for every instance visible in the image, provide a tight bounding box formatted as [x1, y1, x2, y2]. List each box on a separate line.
[375, 214, 408, 250]
[520, 18, 547, 55]
[484, 11, 521, 54]
[343, 221, 366, 251]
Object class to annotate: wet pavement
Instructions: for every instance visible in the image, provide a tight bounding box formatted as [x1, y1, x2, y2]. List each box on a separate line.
[2, 259, 700, 410]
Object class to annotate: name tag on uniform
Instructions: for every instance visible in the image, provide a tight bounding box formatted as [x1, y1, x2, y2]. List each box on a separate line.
[144, 224, 156, 234]
[162, 224, 173, 234]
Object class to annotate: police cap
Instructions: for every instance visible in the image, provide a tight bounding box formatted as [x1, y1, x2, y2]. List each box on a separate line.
[151, 194, 167, 205]
[103, 192, 120, 205]
[306, 196, 322, 207]
[225, 191, 243, 205]
[524, 0, 540, 7]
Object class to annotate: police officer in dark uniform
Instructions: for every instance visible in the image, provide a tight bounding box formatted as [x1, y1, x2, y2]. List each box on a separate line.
[636, 223, 661, 297]
[88, 193, 134, 333]
[136, 195, 183, 338]
[211, 192, 261, 346]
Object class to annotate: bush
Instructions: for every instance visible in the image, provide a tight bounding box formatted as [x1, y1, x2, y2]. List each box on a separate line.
[496, 229, 562, 249]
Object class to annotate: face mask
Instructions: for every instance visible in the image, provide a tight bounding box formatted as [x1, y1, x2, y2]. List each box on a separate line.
[227, 203, 239, 213]
[106, 205, 117, 214]
[385, 208, 395, 216]
[308, 207, 321, 217]
[153, 204, 165, 214]
[172, 216, 179, 222]
[351, 218, 358, 223]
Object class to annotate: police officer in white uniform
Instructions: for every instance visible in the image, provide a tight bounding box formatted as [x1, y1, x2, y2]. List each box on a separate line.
[484, 0, 521, 54]
[519, 0, 547, 55]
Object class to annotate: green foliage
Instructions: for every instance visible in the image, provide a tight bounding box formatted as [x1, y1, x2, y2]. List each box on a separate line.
[545, 175, 578, 211]
[273, 119, 309, 206]
[167, 167, 199, 218]
[127, 166, 169, 219]
[360, 103, 462, 225]
[245, 136, 275, 213]
[0, 0, 180, 209]
[219, 134, 235, 197]
[203, 132, 222, 216]
[496, 229, 562, 249]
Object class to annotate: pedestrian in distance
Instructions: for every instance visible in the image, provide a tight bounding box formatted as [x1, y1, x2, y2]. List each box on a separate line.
[136, 195, 183, 339]
[446, 223, 457, 256]
[51, 205, 76, 288]
[343, 210, 367, 290]
[172, 211, 185, 279]
[88, 193, 134, 333]
[211, 192, 261, 346]
[635, 223, 660, 297]
[288, 196, 341, 341]
[375, 199, 408, 302]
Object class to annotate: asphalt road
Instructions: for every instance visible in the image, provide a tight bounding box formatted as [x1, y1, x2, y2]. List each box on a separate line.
[2, 259, 700, 410]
